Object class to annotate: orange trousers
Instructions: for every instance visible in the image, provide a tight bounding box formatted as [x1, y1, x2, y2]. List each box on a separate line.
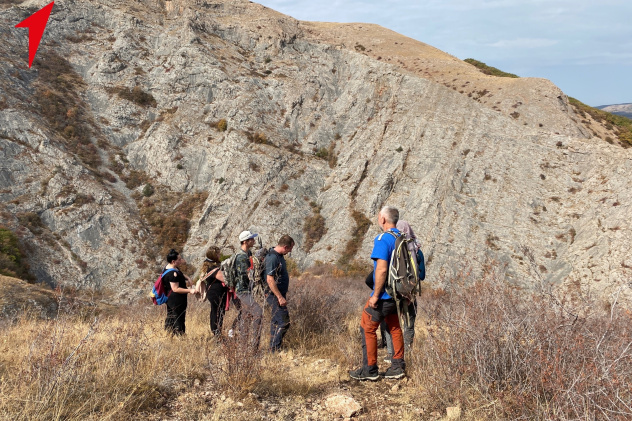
[360, 298, 405, 367]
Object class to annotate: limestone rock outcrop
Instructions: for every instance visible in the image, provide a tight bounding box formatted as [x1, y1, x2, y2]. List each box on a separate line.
[0, 0, 630, 302]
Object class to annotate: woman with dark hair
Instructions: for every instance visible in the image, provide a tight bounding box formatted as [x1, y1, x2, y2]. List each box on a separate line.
[163, 249, 195, 335]
[197, 246, 231, 336]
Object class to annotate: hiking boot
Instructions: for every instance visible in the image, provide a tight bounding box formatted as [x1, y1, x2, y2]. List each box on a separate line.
[384, 355, 392, 364]
[349, 365, 379, 381]
[383, 365, 405, 379]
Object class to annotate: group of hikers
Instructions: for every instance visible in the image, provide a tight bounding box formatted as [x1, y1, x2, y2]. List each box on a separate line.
[157, 206, 424, 381]
[160, 233, 295, 353]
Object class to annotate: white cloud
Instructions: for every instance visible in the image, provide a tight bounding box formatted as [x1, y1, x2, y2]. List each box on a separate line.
[255, 0, 632, 104]
[488, 38, 559, 49]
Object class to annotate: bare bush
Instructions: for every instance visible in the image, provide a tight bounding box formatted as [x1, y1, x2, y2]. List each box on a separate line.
[0, 300, 208, 419]
[412, 263, 632, 419]
[284, 270, 366, 353]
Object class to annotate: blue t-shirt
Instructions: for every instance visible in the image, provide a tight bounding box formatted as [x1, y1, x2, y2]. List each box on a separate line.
[264, 249, 289, 297]
[370, 228, 400, 300]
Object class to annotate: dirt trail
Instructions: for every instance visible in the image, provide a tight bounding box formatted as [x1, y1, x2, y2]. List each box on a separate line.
[161, 348, 428, 420]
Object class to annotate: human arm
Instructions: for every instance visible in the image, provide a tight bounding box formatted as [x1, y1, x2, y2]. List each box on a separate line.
[170, 282, 194, 294]
[267, 274, 287, 306]
[369, 259, 388, 308]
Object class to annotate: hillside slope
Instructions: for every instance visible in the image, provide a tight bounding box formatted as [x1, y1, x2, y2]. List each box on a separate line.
[0, 0, 630, 301]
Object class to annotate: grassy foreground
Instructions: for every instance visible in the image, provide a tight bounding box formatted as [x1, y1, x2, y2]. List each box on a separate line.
[1, 264, 631, 420]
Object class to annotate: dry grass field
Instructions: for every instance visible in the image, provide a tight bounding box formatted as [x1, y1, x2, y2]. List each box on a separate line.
[1, 263, 631, 420]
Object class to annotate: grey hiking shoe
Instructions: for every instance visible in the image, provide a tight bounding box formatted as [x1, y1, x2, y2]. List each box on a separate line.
[349, 365, 379, 381]
[383, 365, 405, 379]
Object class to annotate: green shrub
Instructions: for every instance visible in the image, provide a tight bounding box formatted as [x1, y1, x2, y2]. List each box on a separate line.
[315, 147, 329, 159]
[142, 183, 154, 197]
[0, 226, 34, 281]
[464, 58, 519, 78]
[569, 97, 632, 147]
[315, 142, 337, 168]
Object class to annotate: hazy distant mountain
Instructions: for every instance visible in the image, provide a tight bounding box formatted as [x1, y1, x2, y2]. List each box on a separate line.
[596, 103, 632, 119]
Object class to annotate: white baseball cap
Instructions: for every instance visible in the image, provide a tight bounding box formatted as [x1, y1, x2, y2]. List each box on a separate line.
[239, 230, 258, 242]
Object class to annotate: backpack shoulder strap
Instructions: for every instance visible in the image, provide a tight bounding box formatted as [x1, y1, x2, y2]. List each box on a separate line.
[378, 230, 400, 241]
[200, 267, 220, 282]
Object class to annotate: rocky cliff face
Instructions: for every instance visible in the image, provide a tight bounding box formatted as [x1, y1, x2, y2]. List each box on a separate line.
[1, 0, 630, 302]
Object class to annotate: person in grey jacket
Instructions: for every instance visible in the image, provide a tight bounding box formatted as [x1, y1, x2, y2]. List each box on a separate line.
[233, 230, 263, 350]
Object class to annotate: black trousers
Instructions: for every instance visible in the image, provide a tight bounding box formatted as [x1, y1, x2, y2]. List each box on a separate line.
[207, 281, 229, 335]
[165, 302, 186, 335]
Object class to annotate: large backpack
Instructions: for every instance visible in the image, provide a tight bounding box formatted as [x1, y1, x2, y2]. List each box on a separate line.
[384, 231, 420, 324]
[250, 246, 269, 298]
[220, 251, 245, 289]
[250, 247, 269, 286]
[150, 268, 177, 305]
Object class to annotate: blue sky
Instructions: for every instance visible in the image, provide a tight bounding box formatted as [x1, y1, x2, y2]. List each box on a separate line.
[256, 0, 632, 106]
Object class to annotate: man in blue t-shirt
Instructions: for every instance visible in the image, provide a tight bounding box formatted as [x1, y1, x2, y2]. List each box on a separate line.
[264, 234, 295, 352]
[349, 206, 406, 381]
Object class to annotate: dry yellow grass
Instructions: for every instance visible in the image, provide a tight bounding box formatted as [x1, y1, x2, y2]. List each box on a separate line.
[0, 302, 212, 420]
[5, 262, 624, 420]
[0, 270, 368, 420]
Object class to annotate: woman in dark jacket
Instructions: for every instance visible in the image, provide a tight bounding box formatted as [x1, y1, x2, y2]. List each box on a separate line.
[198, 246, 231, 336]
[163, 249, 195, 335]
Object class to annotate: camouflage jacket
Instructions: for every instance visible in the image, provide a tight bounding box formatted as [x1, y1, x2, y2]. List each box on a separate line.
[234, 249, 252, 293]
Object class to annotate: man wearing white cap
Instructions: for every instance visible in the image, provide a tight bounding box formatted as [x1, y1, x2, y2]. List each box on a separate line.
[234, 230, 263, 350]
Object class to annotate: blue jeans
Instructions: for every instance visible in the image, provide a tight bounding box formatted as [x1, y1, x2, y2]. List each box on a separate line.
[266, 294, 290, 352]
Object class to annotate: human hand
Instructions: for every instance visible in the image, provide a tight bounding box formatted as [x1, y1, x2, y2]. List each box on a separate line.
[368, 295, 379, 309]
[277, 295, 287, 307]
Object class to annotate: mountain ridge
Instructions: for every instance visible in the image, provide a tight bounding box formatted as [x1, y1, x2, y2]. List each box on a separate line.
[597, 103, 632, 119]
[0, 0, 630, 304]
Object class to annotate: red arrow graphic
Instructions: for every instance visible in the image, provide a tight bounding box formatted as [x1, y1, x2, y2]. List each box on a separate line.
[15, 1, 55, 68]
